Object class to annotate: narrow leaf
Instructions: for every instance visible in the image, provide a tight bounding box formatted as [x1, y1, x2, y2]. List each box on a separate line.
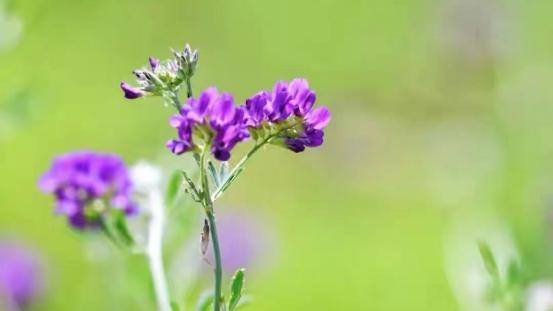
[208, 160, 220, 187]
[220, 161, 229, 180]
[228, 269, 245, 311]
[108, 209, 134, 247]
[218, 168, 244, 198]
[478, 241, 499, 278]
[193, 153, 201, 166]
[182, 170, 201, 202]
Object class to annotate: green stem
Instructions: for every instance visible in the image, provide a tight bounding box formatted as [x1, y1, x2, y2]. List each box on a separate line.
[167, 91, 181, 111]
[199, 147, 223, 311]
[211, 133, 275, 201]
[206, 210, 223, 311]
[186, 77, 193, 98]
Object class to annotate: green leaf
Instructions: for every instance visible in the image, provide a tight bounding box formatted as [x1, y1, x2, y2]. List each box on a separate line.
[478, 241, 499, 278]
[171, 302, 180, 311]
[507, 259, 524, 288]
[181, 170, 201, 202]
[228, 269, 245, 311]
[218, 168, 244, 198]
[208, 160, 220, 187]
[101, 209, 134, 248]
[193, 153, 201, 166]
[196, 292, 214, 311]
[219, 162, 229, 180]
[165, 170, 183, 205]
[113, 209, 134, 246]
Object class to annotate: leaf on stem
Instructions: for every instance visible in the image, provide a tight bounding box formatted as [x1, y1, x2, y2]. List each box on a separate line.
[228, 269, 245, 311]
[193, 153, 201, 166]
[478, 241, 499, 279]
[181, 170, 202, 202]
[208, 160, 221, 187]
[102, 209, 135, 248]
[219, 161, 229, 181]
[214, 167, 244, 200]
[113, 210, 135, 247]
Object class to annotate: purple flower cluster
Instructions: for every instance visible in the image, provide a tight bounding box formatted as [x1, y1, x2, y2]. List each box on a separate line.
[38, 151, 137, 229]
[167, 78, 331, 160]
[244, 78, 331, 153]
[166, 88, 250, 161]
[0, 240, 43, 310]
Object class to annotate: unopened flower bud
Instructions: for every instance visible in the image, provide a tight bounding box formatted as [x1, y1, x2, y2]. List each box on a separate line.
[120, 82, 146, 99]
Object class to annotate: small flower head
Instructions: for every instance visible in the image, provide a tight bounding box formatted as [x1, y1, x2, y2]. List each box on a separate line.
[172, 43, 199, 80]
[38, 151, 137, 229]
[0, 240, 43, 311]
[244, 78, 331, 152]
[120, 43, 198, 102]
[167, 88, 250, 161]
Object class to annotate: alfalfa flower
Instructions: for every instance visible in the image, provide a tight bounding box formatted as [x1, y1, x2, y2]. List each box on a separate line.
[118, 43, 333, 311]
[38, 150, 137, 229]
[244, 78, 331, 152]
[120, 44, 199, 107]
[166, 87, 250, 161]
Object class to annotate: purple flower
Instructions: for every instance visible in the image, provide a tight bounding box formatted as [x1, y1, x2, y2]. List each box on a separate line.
[38, 151, 137, 229]
[244, 91, 270, 128]
[167, 88, 250, 161]
[289, 78, 317, 117]
[120, 55, 182, 100]
[243, 78, 331, 152]
[120, 82, 146, 99]
[149, 57, 160, 71]
[0, 240, 43, 310]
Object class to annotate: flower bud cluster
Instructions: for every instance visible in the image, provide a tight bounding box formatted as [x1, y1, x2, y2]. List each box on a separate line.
[120, 44, 199, 100]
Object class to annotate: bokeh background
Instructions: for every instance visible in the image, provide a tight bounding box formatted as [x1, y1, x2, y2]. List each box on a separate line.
[2, 0, 553, 310]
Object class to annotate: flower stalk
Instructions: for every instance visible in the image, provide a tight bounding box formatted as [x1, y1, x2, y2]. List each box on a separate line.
[112, 42, 332, 311]
[199, 146, 223, 311]
[146, 187, 172, 311]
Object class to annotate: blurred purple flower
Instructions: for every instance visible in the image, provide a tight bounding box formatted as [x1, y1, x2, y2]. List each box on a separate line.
[38, 150, 137, 229]
[207, 211, 275, 273]
[0, 240, 43, 310]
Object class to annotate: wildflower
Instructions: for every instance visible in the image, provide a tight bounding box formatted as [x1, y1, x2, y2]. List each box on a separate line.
[172, 44, 199, 80]
[0, 240, 43, 311]
[244, 78, 331, 152]
[167, 87, 250, 161]
[38, 151, 137, 229]
[120, 45, 198, 101]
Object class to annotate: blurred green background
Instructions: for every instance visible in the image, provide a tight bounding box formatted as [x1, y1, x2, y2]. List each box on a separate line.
[2, 0, 553, 310]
